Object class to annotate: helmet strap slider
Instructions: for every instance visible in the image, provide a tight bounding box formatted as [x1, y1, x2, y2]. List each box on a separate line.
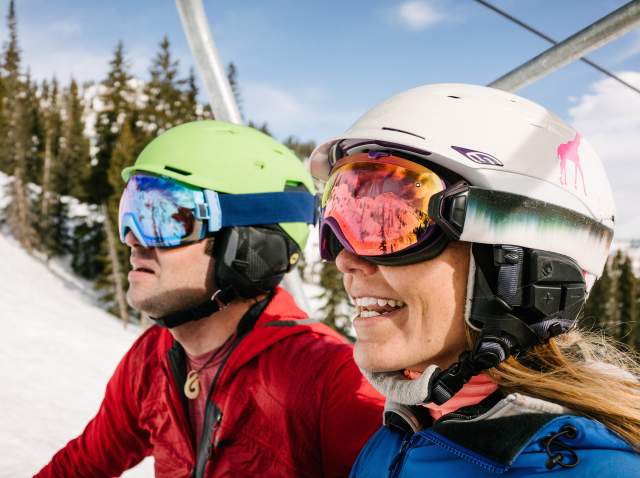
[211, 289, 229, 310]
[150, 286, 237, 329]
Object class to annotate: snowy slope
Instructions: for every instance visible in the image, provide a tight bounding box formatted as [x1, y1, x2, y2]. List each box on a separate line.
[0, 233, 153, 477]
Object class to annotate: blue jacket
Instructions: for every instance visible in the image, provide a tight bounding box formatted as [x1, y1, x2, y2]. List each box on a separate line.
[351, 393, 640, 477]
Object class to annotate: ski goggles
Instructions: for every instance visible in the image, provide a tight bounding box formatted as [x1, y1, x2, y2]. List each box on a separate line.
[320, 151, 614, 275]
[119, 173, 318, 248]
[319, 152, 448, 263]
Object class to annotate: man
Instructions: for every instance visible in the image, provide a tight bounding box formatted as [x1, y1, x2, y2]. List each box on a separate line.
[36, 120, 383, 477]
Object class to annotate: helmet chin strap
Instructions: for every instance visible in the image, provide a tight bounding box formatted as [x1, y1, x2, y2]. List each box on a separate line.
[150, 287, 238, 329]
[360, 243, 586, 406]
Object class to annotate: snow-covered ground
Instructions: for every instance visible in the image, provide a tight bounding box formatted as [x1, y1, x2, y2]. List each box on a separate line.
[0, 233, 154, 477]
[0, 220, 329, 477]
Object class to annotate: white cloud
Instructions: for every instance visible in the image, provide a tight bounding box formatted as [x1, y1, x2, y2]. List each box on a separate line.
[242, 82, 359, 143]
[395, 1, 445, 31]
[568, 71, 640, 239]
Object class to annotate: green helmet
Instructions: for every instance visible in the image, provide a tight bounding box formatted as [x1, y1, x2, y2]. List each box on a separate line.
[122, 120, 316, 249]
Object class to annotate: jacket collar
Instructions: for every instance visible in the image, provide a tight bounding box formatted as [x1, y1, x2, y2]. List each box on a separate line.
[384, 392, 574, 467]
[161, 286, 342, 387]
[214, 287, 340, 383]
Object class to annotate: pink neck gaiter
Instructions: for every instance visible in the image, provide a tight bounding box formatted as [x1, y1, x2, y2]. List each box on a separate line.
[404, 369, 498, 421]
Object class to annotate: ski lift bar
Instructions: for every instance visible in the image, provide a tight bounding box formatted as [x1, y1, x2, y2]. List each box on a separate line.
[489, 0, 640, 92]
[176, 0, 241, 123]
[175, 0, 312, 313]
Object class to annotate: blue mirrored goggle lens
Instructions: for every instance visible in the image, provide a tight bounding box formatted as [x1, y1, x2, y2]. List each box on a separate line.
[118, 174, 205, 247]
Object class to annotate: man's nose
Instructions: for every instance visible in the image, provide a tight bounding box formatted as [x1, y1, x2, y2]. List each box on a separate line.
[124, 230, 142, 248]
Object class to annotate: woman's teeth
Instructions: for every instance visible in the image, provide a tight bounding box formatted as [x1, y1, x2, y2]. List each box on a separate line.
[354, 297, 405, 308]
[353, 296, 406, 318]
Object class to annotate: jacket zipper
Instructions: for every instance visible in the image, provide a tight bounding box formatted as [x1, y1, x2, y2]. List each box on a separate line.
[170, 292, 274, 478]
[388, 435, 413, 478]
[421, 430, 508, 474]
[192, 334, 245, 478]
[435, 411, 476, 423]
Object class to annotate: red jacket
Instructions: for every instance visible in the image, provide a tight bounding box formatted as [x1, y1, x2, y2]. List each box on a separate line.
[36, 288, 383, 477]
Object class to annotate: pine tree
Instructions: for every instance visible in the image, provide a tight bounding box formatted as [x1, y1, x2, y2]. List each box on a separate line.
[39, 77, 67, 258]
[78, 41, 138, 297]
[283, 136, 316, 161]
[0, 65, 6, 174]
[617, 254, 637, 347]
[89, 41, 134, 205]
[609, 251, 625, 340]
[227, 61, 242, 120]
[316, 261, 354, 339]
[58, 79, 90, 200]
[582, 260, 612, 333]
[179, 67, 201, 123]
[142, 35, 185, 139]
[635, 279, 640, 353]
[247, 120, 272, 136]
[22, 70, 45, 185]
[1, 0, 35, 252]
[69, 210, 105, 278]
[103, 119, 138, 323]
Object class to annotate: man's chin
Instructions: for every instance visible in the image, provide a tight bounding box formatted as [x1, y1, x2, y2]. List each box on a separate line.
[126, 290, 160, 317]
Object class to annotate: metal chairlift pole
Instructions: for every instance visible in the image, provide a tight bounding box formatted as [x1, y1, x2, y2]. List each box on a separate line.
[176, 0, 313, 313]
[489, 0, 640, 92]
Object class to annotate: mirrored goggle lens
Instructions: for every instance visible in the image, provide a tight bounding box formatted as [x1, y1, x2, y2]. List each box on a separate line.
[118, 174, 204, 247]
[321, 153, 445, 256]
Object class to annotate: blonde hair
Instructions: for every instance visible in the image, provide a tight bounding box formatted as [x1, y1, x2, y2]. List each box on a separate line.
[473, 329, 640, 448]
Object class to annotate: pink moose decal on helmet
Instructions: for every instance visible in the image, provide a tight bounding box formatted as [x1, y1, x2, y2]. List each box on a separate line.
[557, 133, 586, 196]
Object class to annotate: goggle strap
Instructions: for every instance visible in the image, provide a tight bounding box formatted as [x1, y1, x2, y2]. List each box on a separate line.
[207, 190, 318, 232]
[431, 184, 613, 276]
[204, 190, 223, 231]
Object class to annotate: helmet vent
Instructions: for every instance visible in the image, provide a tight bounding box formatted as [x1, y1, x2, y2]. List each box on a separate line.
[164, 165, 192, 176]
[381, 127, 425, 140]
[284, 180, 308, 192]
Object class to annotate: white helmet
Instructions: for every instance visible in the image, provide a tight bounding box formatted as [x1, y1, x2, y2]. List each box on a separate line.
[311, 83, 615, 282]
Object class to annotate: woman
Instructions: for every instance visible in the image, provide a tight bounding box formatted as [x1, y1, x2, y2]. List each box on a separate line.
[310, 84, 640, 476]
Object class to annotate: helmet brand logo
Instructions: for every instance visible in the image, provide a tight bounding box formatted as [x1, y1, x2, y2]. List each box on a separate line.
[451, 146, 503, 166]
[556, 133, 586, 196]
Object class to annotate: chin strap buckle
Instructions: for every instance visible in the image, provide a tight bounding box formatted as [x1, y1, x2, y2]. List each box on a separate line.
[428, 351, 481, 405]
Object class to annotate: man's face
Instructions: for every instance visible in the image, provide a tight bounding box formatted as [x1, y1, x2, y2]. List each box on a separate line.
[125, 232, 215, 317]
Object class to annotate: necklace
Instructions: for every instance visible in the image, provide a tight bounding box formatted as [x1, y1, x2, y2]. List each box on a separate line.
[184, 349, 219, 400]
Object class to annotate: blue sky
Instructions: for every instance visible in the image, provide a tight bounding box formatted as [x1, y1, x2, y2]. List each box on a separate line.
[9, 0, 640, 237]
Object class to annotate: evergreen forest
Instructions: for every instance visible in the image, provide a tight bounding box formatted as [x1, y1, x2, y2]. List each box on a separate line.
[0, 1, 638, 349]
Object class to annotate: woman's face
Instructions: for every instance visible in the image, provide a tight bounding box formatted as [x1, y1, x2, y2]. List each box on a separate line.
[336, 241, 470, 373]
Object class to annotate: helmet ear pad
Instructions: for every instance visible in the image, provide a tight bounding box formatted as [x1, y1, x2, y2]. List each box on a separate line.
[213, 226, 300, 299]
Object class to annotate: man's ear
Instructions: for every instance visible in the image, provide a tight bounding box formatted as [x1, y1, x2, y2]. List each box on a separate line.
[213, 227, 296, 298]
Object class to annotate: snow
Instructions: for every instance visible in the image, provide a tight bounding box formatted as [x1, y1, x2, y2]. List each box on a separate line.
[0, 233, 154, 477]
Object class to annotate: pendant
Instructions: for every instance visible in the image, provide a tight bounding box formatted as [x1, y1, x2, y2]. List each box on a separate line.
[184, 370, 200, 400]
